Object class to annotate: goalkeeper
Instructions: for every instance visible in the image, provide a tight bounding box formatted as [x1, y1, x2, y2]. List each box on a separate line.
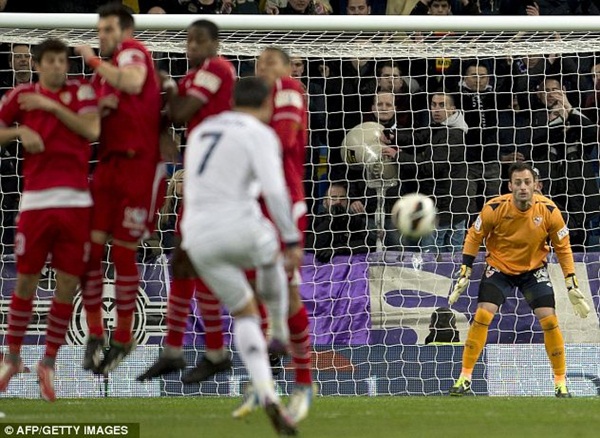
[448, 162, 590, 398]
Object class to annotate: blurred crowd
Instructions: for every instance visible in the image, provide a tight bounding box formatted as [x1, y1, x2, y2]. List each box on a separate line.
[0, 1, 599, 262]
[1, 0, 600, 15]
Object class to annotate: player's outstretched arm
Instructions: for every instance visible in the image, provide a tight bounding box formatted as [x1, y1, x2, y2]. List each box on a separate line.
[76, 45, 147, 95]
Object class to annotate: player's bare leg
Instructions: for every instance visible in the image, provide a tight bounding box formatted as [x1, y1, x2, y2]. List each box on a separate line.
[37, 270, 79, 402]
[82, 230, 109, 373]
[0, 273, 37, 392]
[137, 244, 193, 381]
[99, 238, 140, 374]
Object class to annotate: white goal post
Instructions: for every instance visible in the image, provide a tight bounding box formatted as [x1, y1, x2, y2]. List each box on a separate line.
[0, 14, 600, 398]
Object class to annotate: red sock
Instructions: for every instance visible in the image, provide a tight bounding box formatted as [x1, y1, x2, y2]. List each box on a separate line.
[165, 278, 194, 349]
[258, 301, 269, 337]
[288, 306, 312, 385]
[195, 278, 224, 350]
[7, 294, 33, 357]
[112, 245, 138, 344]
[82, 241, 105, 338]
[45, 299, 73, 360]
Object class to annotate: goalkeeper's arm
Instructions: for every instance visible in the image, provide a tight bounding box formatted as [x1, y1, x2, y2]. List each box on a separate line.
[548, 207, 590, 318]
[448, 206, 492, 305]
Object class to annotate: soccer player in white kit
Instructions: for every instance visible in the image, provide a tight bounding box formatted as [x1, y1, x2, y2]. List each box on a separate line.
[181, 76, 301, 436]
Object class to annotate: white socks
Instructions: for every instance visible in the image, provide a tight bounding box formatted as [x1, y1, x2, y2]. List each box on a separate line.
[257, 260, 290, 344]
[234, 316, 278, 404]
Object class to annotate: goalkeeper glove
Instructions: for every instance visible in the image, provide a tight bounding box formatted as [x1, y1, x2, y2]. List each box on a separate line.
[449, 265, 472, 305]
[565, 274, 590, 318]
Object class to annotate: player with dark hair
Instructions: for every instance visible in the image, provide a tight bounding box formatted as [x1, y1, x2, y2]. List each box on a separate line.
[137, 19, 236, 382]
[188, 46, 314, 422]
[76, 3, 164, 374]
[448, 162, 590, 398]
[183, 76, 300, 435]
[0, 38, 99, 401]
[346, 0, 371, 15]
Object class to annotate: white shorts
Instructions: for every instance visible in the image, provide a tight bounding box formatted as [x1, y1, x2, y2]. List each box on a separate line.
[182, 216, 279, 314]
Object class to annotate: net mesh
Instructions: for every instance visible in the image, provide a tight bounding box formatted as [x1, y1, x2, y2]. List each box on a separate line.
[1, 28, 600, 57]
[0, 23, 600, 397]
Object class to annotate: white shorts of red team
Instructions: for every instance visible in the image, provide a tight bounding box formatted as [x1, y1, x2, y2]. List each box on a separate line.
[16, 207, 91, 277]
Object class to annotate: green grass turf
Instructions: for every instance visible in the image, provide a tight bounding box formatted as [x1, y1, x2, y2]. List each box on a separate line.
[1, 396, 600, 438]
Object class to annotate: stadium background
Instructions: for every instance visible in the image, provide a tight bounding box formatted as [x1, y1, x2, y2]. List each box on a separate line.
[0, 11, 600, 403]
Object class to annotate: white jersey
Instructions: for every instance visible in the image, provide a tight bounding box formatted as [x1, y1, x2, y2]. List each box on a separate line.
[182, 110, 300, 245]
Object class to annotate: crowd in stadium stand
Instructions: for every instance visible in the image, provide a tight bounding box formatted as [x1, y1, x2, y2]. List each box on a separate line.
[0, 1, 599, 258]
[1, 0, 600, 15]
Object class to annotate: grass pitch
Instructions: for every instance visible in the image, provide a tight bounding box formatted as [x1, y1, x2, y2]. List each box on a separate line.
[1, 396, 600, 438]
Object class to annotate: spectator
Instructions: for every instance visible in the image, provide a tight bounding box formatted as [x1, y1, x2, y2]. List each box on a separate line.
[290, 56, 326, 147]
[0, 44, 32, 255]
[324, 56, 377, 180]
[531, 76, 600, 251]
[410, 0, 480, 15]
[395, 92, 471, 254]
[424, 307, 460, 345]
[498, 49, 579, 114]
[363, 91, 398, 144]
[140, 0, 234, 14]
[290, 56, 326, 221]
[264, 0, 331, 14]
[459, 62, 501, 211]
[1, 44, 33, 91]
[346, 91, 402, 249]
[311, 184, 375, 262]
[2, 0, 115, 12]
[386, 0, 419, 14]
[499, 0, 599, 14]
[346, 0, 371, 14]
[582, 59, 600, 129]
[374, 61, 414, 130]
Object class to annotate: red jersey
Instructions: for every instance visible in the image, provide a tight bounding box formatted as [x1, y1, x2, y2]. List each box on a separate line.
[178, 56, 235, 132]
[95, 38, 161, 162]
[271, 76, 308, 204]
[0, 80, 97, 194]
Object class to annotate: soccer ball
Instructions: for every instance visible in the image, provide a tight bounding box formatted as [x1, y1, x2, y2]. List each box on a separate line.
[391, 193, 437, 238]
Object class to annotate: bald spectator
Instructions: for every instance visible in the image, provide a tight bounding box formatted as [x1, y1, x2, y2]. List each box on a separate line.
[345, 91, 403, 250]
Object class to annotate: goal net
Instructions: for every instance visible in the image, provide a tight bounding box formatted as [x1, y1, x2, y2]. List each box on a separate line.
[1, 14, 600, 398]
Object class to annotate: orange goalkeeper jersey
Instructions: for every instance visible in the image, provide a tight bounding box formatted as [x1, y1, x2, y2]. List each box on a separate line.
[463, 193, 575, 276]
